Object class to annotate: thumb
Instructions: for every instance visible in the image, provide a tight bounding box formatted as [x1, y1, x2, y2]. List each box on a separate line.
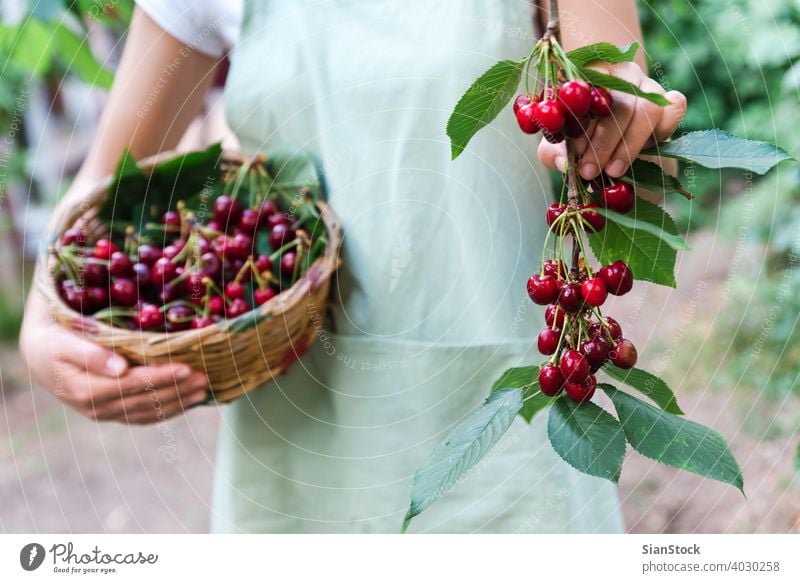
[58, 333, 129, 378]
[537, 139, 567, 173]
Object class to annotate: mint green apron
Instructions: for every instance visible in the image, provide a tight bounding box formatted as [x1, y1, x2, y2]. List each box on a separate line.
[212, 0, 623, 533]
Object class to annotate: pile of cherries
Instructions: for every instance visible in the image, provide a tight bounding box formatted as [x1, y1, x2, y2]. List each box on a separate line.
[53, 194, 310, 332]
[527, 254, 638, 404]
[514, 79, 613, 144]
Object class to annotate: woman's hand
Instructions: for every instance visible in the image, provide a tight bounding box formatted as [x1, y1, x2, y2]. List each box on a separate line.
[20, 288, 209, 425]
[537, 61, 687, 180]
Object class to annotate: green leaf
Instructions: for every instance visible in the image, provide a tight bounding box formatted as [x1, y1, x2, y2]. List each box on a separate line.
[621, 158, 694, 200]
[547, 396, 626, 483]
[263, 147, 324, 222]
[588, 197, 679, 287]
[601, 365, 683, 415]
[403, 388, 523, 531]
[490, 365, 552, 423]
[567, 42, 639, 66]
[795, 442, 800, 474]
[602, 384, 744, 493]
[51, 23, 114, 89]
[578, 67, 670, 106]
[595, 207, 689, 251]
[446, 59, 523, 159]
[99, 149, 149, 227]
[8, 19, 54, 76]
[641, 130, 795, 174]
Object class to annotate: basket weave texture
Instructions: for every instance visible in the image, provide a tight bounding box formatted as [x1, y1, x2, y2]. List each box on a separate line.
[36, 151, 341, 403]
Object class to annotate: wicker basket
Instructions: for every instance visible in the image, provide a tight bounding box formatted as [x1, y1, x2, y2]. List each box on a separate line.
[36, 150, 341, 403]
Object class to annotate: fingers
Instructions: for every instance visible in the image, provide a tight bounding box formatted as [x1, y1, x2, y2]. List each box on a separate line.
[86, 362, 196, 404]
[538, 140, 568, 172]
[90, 372, 208, 423]
[54, 330, 129, 378]
[653, 90, 687, 142]
[604, 78, 666, 178]
[579, 90, 636, 180]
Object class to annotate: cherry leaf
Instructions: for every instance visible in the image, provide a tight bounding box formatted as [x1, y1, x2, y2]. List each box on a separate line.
[641, 130, 795, 174]
[578, 67, 670, 106]
[622, 159, 694, 200]
[588, 197, 680, 288]
[446, 59, 524, 159]
[567, 42, 639, 66]
[402, 388, 523, 532]
[602, 384, 744, 493]
[601, 365, 683, 415]
[547, 396, 626, 483]
[490, 365, 551, 422]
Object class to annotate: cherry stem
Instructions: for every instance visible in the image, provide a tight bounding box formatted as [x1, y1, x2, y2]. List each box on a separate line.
[268, 238, 301, 262]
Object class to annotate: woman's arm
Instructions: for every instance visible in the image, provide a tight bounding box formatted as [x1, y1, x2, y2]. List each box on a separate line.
[536, 0, 685, 182]
[20, 9, 219, 424]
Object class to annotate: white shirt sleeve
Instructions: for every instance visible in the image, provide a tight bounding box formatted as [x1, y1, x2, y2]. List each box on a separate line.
[135, 0, 243, 58]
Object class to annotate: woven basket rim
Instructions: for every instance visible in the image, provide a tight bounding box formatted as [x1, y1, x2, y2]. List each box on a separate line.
[37, 149, 342, 344]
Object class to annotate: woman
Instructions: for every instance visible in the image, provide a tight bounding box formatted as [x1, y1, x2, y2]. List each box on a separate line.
[20, 0, 686, 533]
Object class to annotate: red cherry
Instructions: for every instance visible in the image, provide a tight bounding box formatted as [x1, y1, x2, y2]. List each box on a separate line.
[280, 251, 297, 276]
[515, 102, 541, 134]
[537, 327, 562, 355]
[581, 336, 611, 370]
[60, 280, 88, 313]
[86, 286, 109, 312]
[184, 272, 206, 304]
[598, 260, 633, 296]
[165, 305, 194, 332]
[136, 303, 164, 331]
[589, 87, 614, 117]
[81, 260, 108, 286]
[558, 80, 592, 118]
[578, 202, 605, 233]
[602, 182, 635, 214]
[610, 338, 638, 369]
[199, 251, 222, 279]
[261, 200, 278, 216]
[268, 223, 294, 249]
[558, 282, 584, 313]
[527, 274, 560, 305]
[163, 243, 183, 260]
[225, 281, 245, 300]
[162, 211, 181, 229]
[158, 282, 180, 304]
[136, 244, 162, 265]
[208, 295, 225, 315]
[544, 303, 566, 328]
[254, 287, 278, 306]
[191, 316, 215, 329]
[589, 316, 623, 342]
[538, 364, 565, 397]
[226, 298, 250, 318]
[152, 257, 178, 284]
[513, 94, 532, 114]
[267, 213, 289, 229]
[239, 209, 261, 233]
[254, 254, 273, 274]
[559, 349, 590, 384]
[93, 239, 118, 260]
[207, 219, 225, 233]
[565, 374, 597, 403]
[132, 263, 152, 288]
[542, 259, 567, 280]
[562, 115, 587, 139]
[581, 277, 608, 307]
[109, 251, 133, 277]
[213, 195, 243, 227]
[61, 228, 87, 247]
[533, 99, 566, 133]
[546, 202, 566, 229]
[110, 278, 137, 307]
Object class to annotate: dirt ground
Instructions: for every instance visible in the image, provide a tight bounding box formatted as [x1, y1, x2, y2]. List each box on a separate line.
[1, 230, 798, 533]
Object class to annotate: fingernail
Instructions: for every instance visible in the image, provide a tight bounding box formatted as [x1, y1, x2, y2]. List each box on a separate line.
[606, 159, 626, 177]
[554, 156, 566, 172]
[580, 163, 599, 180]
[105, 356, 127, 376]
[174, 366, 192, 381]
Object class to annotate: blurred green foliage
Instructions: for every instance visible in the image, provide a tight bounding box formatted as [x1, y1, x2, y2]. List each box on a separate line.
[639, 0, 800, 231]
